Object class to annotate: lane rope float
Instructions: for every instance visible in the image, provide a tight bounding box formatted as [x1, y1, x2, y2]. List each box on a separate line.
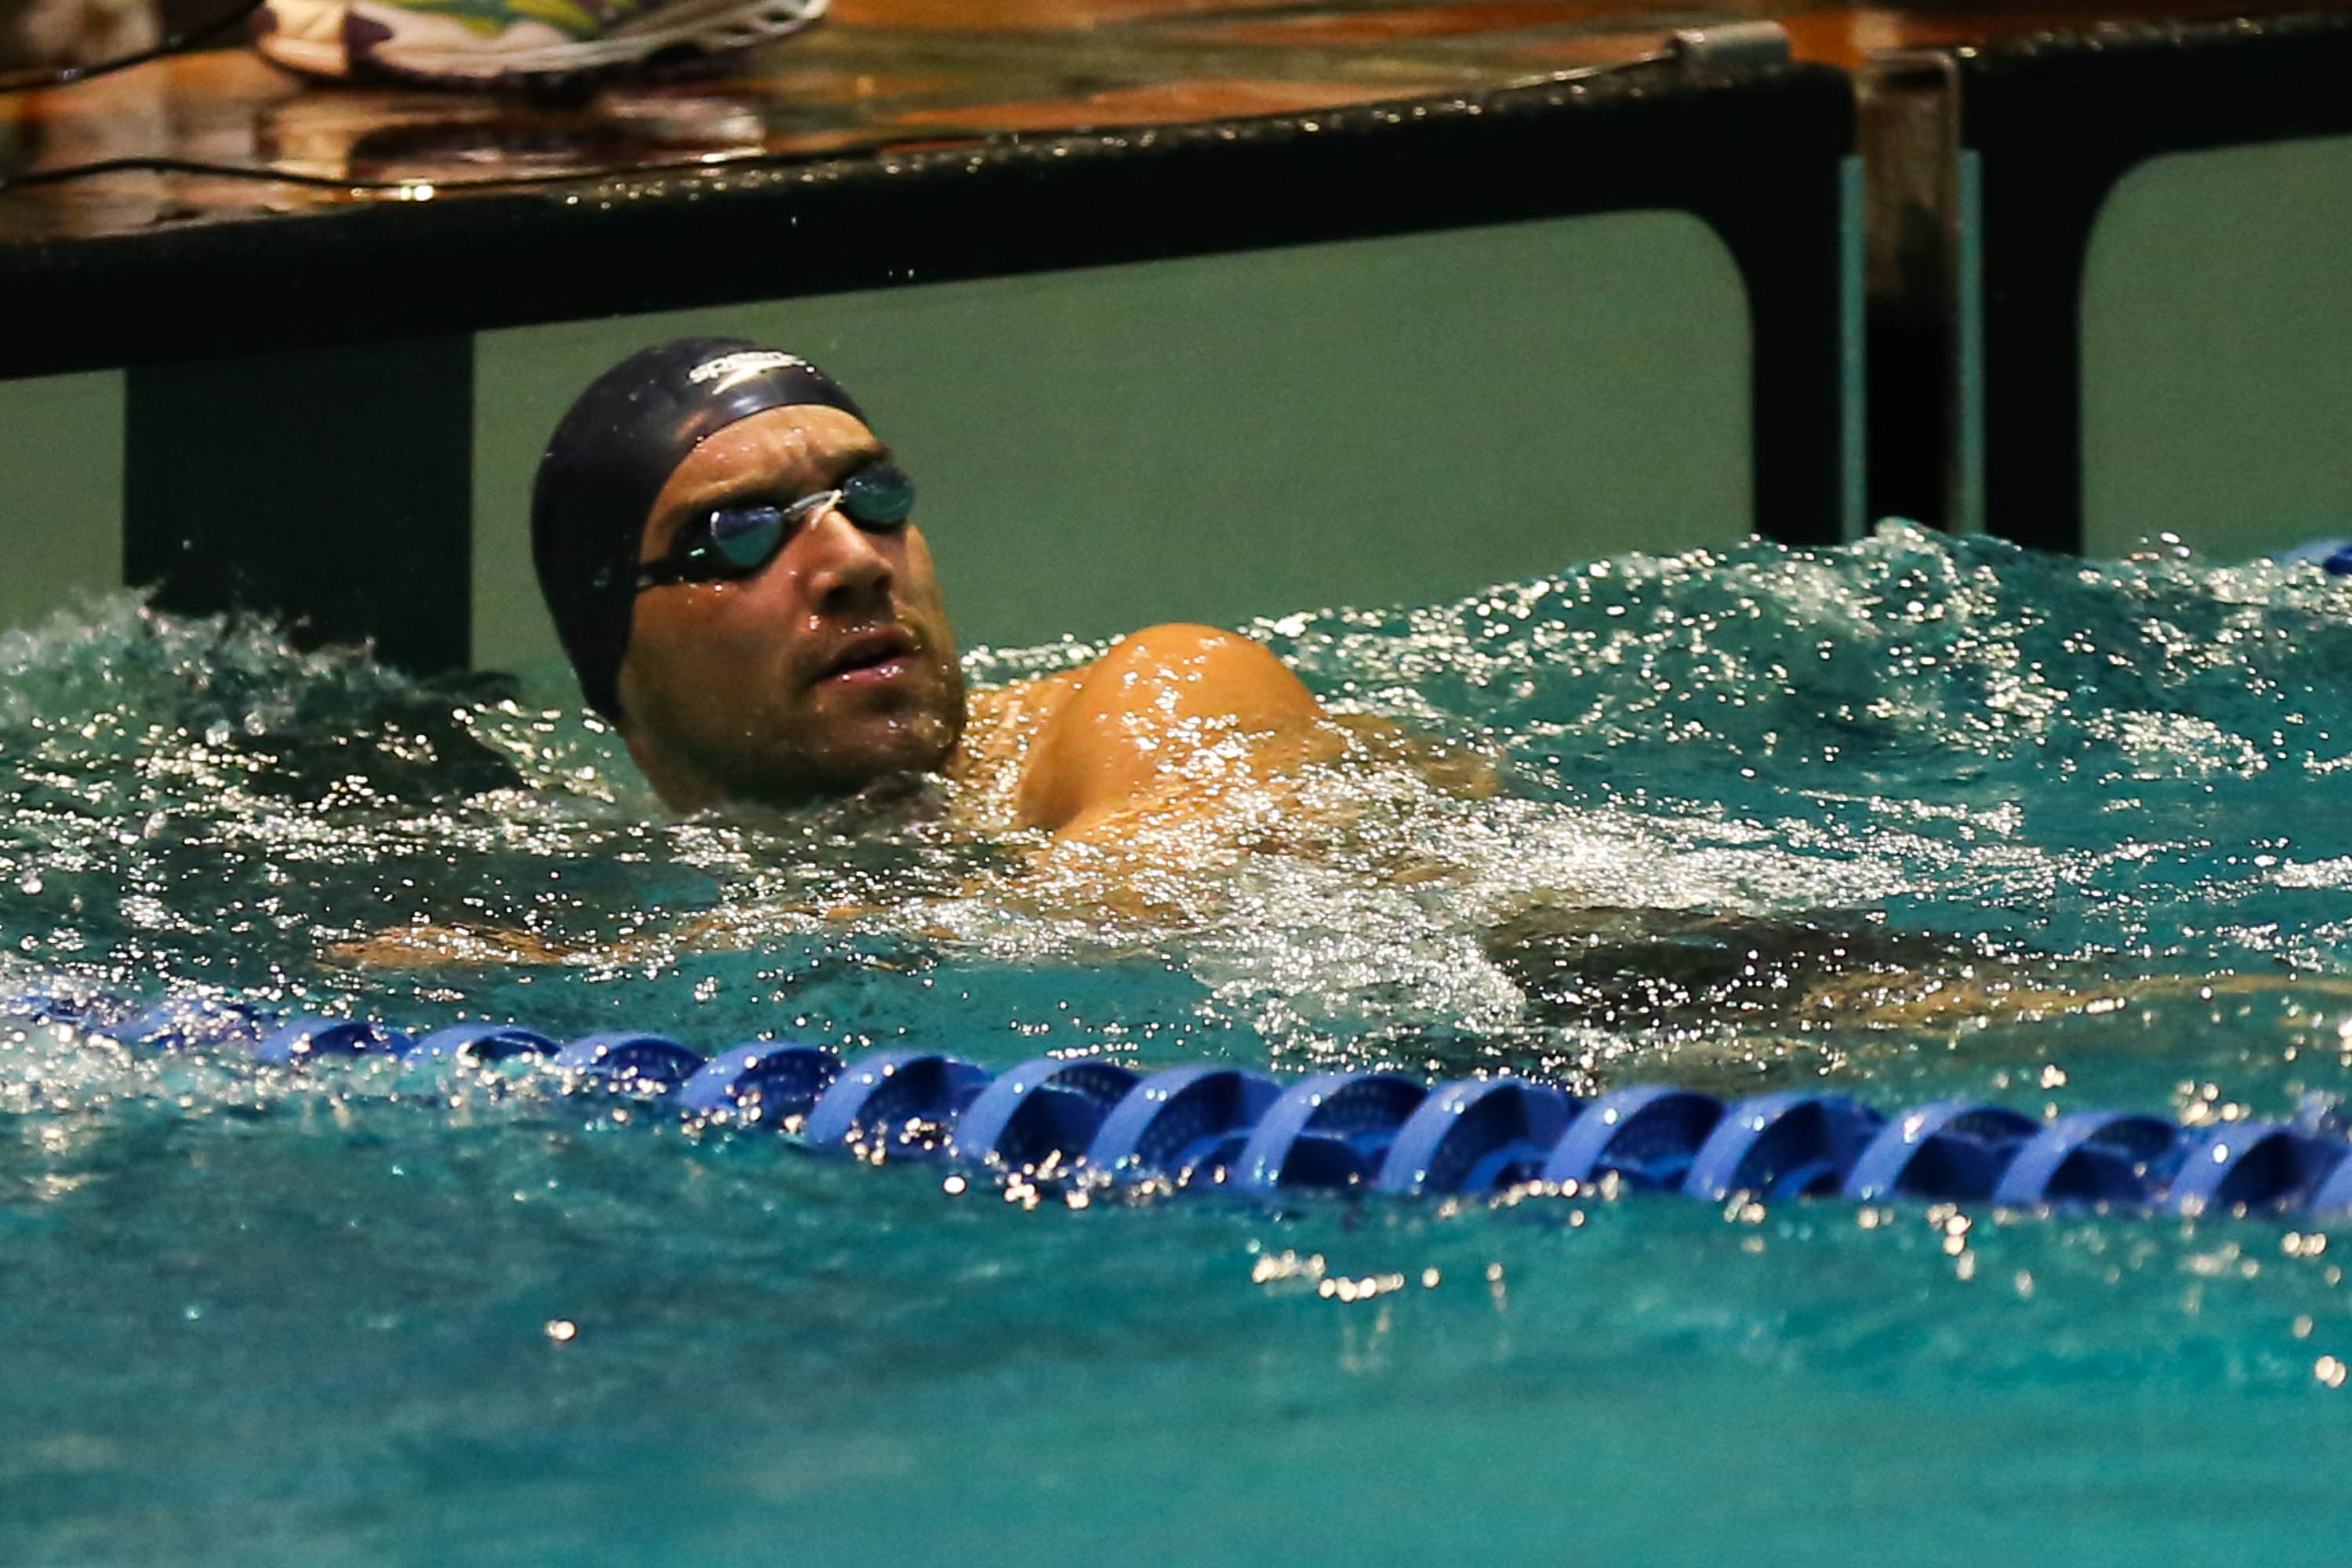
[9, 988, 2350, 1218]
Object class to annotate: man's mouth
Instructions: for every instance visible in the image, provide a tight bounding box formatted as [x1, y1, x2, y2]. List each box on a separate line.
[815, 626, 920, 687]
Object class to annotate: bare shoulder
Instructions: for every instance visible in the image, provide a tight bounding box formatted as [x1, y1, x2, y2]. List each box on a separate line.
[1066, 623, 1319, 717]
[1093, 622, 1265, 663]
[965, 666, 1087, 735]
[945, 669, 1085, 824]
[1015, 624, 1332, 832]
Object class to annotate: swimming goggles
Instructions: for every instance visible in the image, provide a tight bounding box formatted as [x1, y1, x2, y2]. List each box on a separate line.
[634, 463, 916, 590]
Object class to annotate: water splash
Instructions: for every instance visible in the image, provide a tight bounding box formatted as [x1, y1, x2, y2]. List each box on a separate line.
[6, 525, 2352, 1100]
[11, 533, 2352, 1563]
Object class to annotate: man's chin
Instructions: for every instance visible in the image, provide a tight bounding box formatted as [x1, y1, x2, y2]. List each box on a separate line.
[806, 711, 960, 788]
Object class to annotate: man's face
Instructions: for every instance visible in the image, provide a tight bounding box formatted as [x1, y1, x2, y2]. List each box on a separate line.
[615, 405, 965, 809]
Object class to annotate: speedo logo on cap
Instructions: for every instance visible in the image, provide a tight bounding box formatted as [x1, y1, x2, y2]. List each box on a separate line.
[688, 350, 814, 390]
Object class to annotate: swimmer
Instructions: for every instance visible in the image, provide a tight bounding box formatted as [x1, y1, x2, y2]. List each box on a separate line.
[346, 339, 2352, 1045]
[333, 337, 1479, 966]
[528, 336, 1461, 857]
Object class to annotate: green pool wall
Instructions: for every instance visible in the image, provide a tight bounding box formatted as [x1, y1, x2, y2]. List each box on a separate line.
[0, 369, 124, 638]
[2081, 131, 2352, 561]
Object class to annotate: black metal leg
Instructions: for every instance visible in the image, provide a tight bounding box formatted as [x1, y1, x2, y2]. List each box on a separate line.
[124, 335, 474, 676]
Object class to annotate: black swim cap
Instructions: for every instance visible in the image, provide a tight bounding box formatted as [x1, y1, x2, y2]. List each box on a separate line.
[531, 337, 868, 719]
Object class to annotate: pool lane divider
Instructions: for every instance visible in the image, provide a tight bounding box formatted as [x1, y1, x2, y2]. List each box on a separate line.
[10, 992, 2352, 1218]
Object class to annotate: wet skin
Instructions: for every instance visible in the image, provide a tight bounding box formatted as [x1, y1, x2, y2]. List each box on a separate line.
[334, 405, 1439, 962]
[616, 405, 1346, 837]
[617, 406, 967, 811]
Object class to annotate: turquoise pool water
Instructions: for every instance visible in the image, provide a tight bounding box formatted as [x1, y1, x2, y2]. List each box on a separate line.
[8, 522, 2352, 1563]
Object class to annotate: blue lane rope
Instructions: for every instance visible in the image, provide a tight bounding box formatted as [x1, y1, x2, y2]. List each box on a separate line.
[10, 988, 2352, 1218]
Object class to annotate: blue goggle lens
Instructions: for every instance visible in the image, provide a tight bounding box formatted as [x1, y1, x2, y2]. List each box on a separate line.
[842, 463, 916, 528]
[709, 503, 787, 568]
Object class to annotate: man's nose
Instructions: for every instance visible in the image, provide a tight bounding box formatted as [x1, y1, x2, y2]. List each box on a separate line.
[802, 503, 895, 614]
